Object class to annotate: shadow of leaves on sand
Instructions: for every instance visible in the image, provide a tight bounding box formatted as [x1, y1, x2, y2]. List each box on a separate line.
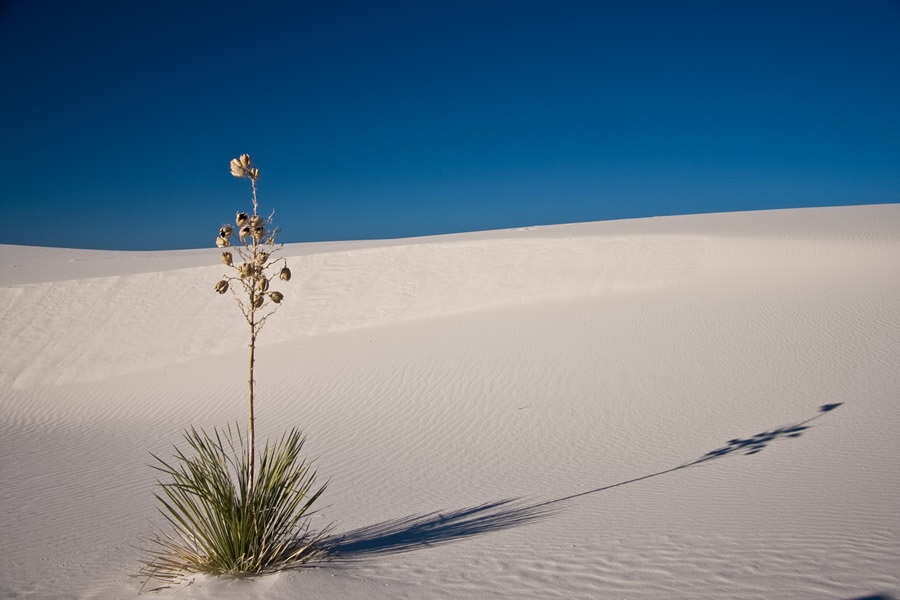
[325, 499, 558, 560]
[325, 403, 842, 560]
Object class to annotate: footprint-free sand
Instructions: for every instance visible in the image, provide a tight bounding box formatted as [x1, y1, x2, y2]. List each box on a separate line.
[1, 204, 898, 599]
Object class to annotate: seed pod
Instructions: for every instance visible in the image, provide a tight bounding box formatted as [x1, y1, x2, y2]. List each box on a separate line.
[249, 167, 260, 180]
[256, 251, 269, 264]
[279, 266, 291, 281]
[239, 225, 251, 239]
[251, 226, 265, 241]
[250, 215, 265, 228]
[256, 276, 269, 292]
[216, 237, 229, 248]
[221, 251, 233, 266]
[269, 291, 284, 304]
[236, 212, 249, 227]
[238, 263, 251, 278]
[219, 225, 233, 239]
[230, 159, 246, 178]
[253, 294, 265, 308]
[240, 154, 252, 168]
[215, 280, 229, 294]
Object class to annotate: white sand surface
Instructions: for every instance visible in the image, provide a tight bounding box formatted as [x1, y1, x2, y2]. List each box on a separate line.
[1, 204, 898, 599]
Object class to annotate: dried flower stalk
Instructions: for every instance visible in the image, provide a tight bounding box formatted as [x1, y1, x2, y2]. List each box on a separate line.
[215, 154, 290, 490]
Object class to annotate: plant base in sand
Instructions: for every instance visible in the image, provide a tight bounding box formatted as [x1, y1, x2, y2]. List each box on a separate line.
[141, 425, 329, 582]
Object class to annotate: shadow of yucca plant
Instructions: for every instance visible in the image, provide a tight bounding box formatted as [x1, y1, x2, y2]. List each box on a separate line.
[141, 155, 330, 583]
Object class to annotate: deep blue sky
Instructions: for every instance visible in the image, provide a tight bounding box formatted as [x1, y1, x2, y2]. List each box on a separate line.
[1, 0, 898, 250]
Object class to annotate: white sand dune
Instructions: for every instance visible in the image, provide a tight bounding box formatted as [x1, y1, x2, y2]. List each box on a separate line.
[1, 204, 898, 599]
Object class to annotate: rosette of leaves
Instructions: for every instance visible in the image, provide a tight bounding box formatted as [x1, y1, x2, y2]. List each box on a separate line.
[141, 426, 329, 582]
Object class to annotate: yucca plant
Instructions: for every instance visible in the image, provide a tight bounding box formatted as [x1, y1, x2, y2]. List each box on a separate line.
[141, 155, 329, 582]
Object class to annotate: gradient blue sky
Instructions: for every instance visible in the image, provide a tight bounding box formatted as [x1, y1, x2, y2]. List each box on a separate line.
[1, 0, 898, 250]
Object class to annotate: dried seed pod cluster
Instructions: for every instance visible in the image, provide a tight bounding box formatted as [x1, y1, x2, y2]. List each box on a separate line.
[230, 154, 260, 181]
[214, 154, 291, 314]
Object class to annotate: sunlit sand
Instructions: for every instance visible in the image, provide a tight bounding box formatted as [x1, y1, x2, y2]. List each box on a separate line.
[2, 204, 898, 599]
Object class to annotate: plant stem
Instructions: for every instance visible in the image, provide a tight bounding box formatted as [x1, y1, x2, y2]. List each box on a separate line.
[251, 178, 259, 217]
[248, 302, 256, 493]
[248, 180, 259, 493]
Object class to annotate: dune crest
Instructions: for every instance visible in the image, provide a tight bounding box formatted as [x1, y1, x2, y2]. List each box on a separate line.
[2, 232, 711, 388]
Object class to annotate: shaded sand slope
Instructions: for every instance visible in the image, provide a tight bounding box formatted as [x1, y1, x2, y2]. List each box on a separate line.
[1, 204, 898, 599]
